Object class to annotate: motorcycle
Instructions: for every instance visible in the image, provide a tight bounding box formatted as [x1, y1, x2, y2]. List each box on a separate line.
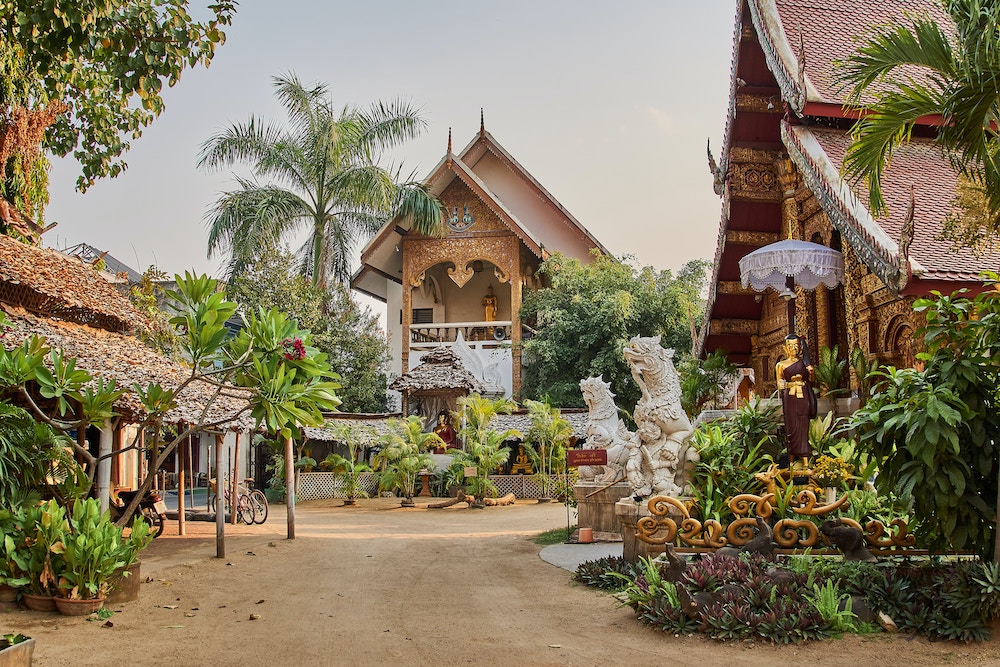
[111, 489, 167, 538]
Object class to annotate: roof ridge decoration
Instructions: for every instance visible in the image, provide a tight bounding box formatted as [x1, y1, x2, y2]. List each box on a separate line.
[782, 122, 926, 295]
[747, 0, 824, 114]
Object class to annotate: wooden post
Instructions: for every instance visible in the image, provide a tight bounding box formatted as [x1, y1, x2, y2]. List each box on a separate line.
[177, 433, 186, 536]
[230, 435, 239, 526]
[285, 435, 295, 539]
[215, 433, 225, 558]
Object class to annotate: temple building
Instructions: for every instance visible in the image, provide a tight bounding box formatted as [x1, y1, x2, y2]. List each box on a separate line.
[698, 0, 1000, 394]
[353, 117, 608, 403]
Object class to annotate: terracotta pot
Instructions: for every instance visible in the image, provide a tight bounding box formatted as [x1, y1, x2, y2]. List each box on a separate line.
[0, 637, 35, 667]
[21, 593, 57, 613]
[54, 596, 106, 616]
[578, 527, 594, 543]
[0, 584, 17, 603]
[106, 561, 141, 604]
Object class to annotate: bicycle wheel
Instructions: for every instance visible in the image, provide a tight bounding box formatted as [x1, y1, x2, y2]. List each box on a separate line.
[237, 496, 256, 524]
[249, 490, 268, 524]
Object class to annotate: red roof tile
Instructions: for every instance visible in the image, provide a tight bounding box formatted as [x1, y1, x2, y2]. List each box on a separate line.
[759, 0, 951, 107]
[799, 126, 1000, 282]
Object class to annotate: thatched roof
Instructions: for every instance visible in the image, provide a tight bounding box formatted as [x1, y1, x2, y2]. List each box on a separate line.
[389, 347, 486, 394]
[1, 307, 253, 430]
[0, 235, 147, 333]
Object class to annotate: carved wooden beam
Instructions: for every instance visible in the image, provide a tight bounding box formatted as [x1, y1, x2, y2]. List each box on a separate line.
[725, 230, 781, 247]
[709, 319, 759, 336]
[716, 281, 756, 295]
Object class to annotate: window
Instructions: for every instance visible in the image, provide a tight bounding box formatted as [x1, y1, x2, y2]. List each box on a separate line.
[412, 308, 434, 324]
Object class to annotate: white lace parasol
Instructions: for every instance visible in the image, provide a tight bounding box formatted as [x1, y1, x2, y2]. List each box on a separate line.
[738, 239, 844, 292]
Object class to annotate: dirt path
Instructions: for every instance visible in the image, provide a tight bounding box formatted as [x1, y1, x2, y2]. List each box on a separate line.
[5, 498, 1000, 666]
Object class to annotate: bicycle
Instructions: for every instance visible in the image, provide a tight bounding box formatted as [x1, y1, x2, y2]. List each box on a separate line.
[208, 477, 269, 524]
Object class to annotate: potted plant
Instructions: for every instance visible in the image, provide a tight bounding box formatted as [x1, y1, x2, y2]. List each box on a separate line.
[445, 395, 520, 508]
[20, 500, 68, 612]
[54, 498, 152, 615]
[0, 507, 30, 609]
[811, 454, 852, 503]
[0, 632, 34, 667]
[374, 416, 441, 507]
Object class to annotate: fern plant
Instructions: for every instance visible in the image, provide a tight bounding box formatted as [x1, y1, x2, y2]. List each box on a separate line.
[806, 580, 857, 633]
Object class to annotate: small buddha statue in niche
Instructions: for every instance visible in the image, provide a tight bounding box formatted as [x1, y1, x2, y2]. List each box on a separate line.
[482, 285, 498, 322]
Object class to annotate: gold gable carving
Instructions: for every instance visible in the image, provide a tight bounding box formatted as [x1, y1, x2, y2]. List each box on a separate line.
[404, 236, 518, 291]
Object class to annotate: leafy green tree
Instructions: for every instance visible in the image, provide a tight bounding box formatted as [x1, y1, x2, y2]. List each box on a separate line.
[521, 252, 709, 410]
[0, 1, 235, 216]
[850, 286, 1000, 559]
[198, 73, 443, 288]
[838, 0, 1000, 245]
[226, 246, 390, 412]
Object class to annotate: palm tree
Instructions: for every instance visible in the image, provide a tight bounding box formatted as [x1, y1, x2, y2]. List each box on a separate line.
[446, 394, 519, 505]
[374, 416, 441, 506]
[838, 1, 1000, 235]
[198, 73, 442, 288]
[522, 399, 572, 500]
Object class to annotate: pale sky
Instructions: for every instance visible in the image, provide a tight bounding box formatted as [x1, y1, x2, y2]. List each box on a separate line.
[44, 1, 737, 284]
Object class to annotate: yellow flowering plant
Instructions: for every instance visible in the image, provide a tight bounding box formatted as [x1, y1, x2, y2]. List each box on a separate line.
[812, 455, 852, 488]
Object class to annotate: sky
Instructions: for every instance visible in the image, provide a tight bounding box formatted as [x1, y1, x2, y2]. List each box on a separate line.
[44, 1, 738, 287]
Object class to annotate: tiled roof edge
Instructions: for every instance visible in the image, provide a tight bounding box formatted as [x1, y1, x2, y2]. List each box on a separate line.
[782, 122, 909, 291]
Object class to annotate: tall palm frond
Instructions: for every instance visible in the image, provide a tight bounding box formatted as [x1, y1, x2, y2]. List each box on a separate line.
[199, 72, 442, 288]
[838, 1, 1000, 223]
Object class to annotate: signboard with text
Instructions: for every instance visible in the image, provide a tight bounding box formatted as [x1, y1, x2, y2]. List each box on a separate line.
[567, 449, 608, 468]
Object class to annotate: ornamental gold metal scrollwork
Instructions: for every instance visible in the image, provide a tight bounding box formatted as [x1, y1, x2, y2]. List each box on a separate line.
[791, 488, 849, 515]
[634, 493, 917, 551]
[774, 519, 820, 548]
[680, 517, 727, 549]
[727, 518, 763, 547]
[635, 496, 688, 545]
[729, 493, 775, 519]
[864, 518, 916, 548]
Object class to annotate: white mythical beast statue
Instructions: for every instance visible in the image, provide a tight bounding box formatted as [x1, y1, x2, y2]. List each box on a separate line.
[578, 376, 632, 484]
[622, 335, 699, 498]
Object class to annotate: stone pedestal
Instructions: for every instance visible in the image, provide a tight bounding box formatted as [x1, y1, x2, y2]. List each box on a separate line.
[615, 497, 684, 564]
[574, 482, 632, 541]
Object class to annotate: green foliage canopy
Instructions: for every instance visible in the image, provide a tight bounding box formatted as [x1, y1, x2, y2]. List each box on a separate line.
[850, 286, 1000, 558]
[520, 252, 709, 410]
[226, 246, 390, 412]
[0, 0, 235, 212]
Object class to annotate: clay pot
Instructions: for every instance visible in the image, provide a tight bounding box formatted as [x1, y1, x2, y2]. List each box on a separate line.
[0, 637, 35, 667]
[54, 596, 106, 616]
[21, 593, 57, 613]
[578, 527, 594, 543]
[106, 561, 141, 604]
[0, 584, 18, 603]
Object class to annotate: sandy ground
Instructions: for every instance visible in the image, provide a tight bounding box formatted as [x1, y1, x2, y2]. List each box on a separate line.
[5, 498, 1000, 667]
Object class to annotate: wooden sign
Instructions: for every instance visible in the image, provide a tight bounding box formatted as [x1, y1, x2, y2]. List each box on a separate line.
[567, 449, 608, 467]
[463, 466, 478, 478]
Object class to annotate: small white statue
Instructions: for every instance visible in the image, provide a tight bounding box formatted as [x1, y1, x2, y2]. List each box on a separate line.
[578, 376, 631, 484]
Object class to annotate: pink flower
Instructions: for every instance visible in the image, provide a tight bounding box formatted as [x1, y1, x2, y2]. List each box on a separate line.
[281, 337, 306, 361]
